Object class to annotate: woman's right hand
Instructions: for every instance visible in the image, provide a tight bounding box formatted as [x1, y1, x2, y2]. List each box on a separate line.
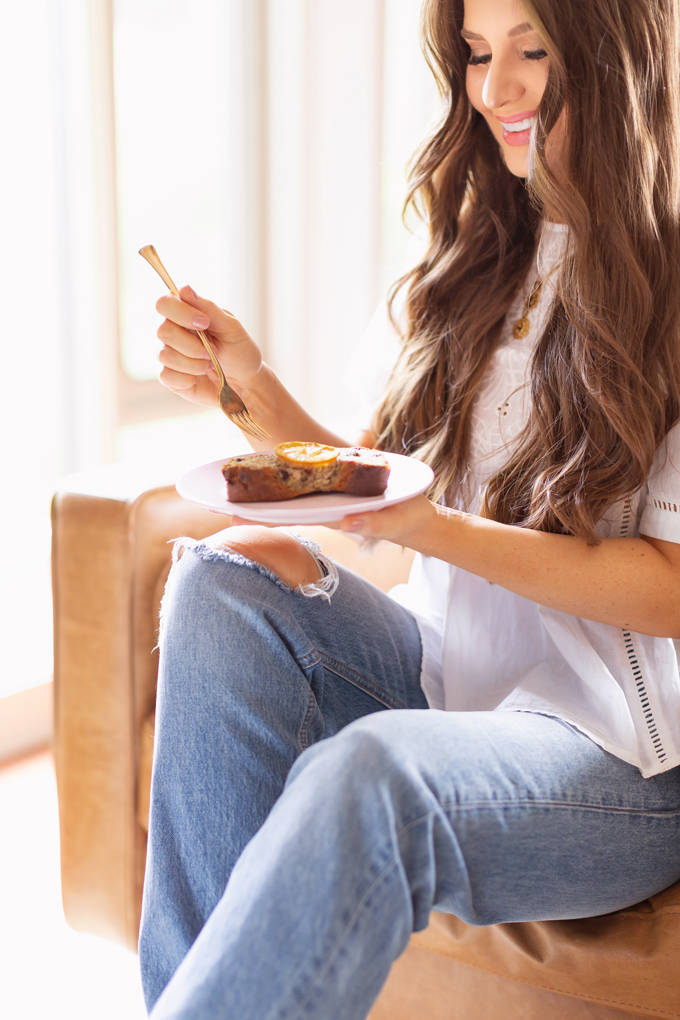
[155, 285, 263, 408]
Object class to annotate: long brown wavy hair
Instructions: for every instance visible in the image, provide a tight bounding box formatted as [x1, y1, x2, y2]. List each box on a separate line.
[373, 0, 680, 542]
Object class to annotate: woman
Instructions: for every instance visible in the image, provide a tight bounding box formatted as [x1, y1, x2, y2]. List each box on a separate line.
[140, 0, 680, 1017]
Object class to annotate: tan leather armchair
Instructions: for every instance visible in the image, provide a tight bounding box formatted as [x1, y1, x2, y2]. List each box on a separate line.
[52, 467, 680, 1020]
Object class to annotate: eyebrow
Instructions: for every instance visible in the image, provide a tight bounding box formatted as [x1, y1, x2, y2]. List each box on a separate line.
[460, 22, 534, 41]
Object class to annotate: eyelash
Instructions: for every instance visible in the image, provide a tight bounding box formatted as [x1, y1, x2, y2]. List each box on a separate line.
[467, 49, 548, 66]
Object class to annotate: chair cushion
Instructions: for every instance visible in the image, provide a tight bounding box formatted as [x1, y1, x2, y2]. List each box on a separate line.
[369, 946, 651, 1020]
[410, 894, 680, 1019]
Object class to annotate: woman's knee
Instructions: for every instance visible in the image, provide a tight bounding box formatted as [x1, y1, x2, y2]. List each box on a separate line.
[205, 525, 323, 589]
[159, 528, 327, 641]
[291, 713, 418, 795]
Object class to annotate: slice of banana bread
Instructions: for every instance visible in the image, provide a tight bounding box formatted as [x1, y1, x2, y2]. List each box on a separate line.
[222, 447, 390, 502]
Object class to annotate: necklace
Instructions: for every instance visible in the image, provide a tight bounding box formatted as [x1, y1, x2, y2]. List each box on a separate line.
[498, 278, 544, 427]
[512, 278, 542, 340]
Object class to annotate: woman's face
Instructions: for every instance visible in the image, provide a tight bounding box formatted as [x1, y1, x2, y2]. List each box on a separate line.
[463, 0, 549, 178]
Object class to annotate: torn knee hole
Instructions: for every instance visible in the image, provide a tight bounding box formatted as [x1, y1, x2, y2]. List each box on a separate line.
[202, 528, 316, 589]
[171, 531, 340, 601]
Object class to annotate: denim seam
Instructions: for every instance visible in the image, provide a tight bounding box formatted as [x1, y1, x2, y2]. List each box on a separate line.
[317, 653, 408, 710]
[294, 651, 404, 748]
[434, 798, 680, 819]
[377, 801, 680, 847]
[283, 853, 404, 1020]
[298, 689, 318, 751]
[285, 808, 445, 1020]
[293, 649, 322, 670]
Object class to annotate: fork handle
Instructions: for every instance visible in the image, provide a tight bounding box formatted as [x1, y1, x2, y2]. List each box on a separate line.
[195, 328, 225, 384]
[139, 244, 225, 384]
[139, 245, 180, 296]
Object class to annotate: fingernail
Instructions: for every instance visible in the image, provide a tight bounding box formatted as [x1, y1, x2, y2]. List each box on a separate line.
[187, 286, 199, 299]
[346, 518, 363, 532]
[193, 314, 210, 329]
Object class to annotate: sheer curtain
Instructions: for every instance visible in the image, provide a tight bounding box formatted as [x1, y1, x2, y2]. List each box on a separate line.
[0, 0, 117, 745]
[0, 0, 436, 750]
[115, 0, 436, 435]
[261, 0, 438, 426]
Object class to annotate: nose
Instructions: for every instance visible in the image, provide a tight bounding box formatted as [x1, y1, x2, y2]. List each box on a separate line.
[481, 53, 525, 111]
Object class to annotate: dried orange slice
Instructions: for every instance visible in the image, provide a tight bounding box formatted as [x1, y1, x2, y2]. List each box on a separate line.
[275, 441, 339, 466]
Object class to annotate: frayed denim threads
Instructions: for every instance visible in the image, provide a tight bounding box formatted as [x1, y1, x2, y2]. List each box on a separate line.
[169, 534, 340, 601]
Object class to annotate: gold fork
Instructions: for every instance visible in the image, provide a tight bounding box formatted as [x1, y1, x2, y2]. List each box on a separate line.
[139, 245, 271, 442]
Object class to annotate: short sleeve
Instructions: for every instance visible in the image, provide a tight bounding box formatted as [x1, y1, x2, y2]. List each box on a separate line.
[639, 422, 680, 543]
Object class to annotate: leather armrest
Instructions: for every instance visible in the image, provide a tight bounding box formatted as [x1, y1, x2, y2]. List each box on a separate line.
[52, 477, 222, 949]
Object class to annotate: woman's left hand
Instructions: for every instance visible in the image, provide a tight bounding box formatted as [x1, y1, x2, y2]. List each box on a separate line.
[228, 494, 437, 551]
[338, 494, 436, 548]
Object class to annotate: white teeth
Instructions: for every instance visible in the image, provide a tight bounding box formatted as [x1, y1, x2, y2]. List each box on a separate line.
[503, 117, 534, 133]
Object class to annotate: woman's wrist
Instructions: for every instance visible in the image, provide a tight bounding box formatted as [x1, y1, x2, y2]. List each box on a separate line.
[238, 362, 278, 416]
[341, 495, 444, 549]
[235, 363, 288, 446]
[420, 502, 469, 556]
[238, 363, 351, 450]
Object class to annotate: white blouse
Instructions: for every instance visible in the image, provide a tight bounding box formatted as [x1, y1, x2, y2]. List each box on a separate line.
[358, 222, 680, 778]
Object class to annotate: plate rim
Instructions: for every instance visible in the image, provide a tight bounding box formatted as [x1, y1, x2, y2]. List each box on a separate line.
[176, 450, 434, 523]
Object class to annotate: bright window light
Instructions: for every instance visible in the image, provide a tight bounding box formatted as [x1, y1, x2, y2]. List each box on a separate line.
[114, 0, 242, 382]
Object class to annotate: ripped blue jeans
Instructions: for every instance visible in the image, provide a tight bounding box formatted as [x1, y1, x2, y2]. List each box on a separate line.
[140, 536, 680, 1020]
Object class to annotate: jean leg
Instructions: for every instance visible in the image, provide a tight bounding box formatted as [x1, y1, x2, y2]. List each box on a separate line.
[139, 541, 425, 1009]
[149, 709, 680, 1020]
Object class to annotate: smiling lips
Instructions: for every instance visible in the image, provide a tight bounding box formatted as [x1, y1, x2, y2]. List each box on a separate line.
[496, 110, 536, 146]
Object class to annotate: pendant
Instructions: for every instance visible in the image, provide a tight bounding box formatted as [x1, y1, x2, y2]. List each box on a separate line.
[512, 316, 530, 339]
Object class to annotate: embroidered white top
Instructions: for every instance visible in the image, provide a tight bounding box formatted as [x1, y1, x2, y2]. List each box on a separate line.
[358, 221, 680, 778]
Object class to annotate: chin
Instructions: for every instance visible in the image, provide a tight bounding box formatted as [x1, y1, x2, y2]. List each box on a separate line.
[502, 146, 529, 178]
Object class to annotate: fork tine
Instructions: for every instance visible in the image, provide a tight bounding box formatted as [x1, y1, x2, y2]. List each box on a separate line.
[242, 412, 271, 442]
[225, 406, 269, 442]
[232, 411, 253, 435]
[228, 411, 250, 434]
[249, 419, 272, 442]
[229, 410, 271, 443]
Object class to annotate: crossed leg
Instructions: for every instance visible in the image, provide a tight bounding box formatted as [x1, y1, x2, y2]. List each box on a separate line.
[142, 537, 680, 1020]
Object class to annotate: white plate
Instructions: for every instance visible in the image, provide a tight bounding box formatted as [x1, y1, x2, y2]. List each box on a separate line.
[176, 451, 434, 524]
